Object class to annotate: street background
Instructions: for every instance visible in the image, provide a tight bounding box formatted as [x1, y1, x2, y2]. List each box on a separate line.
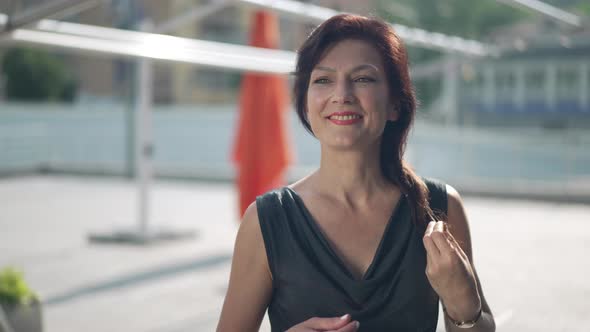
[1, 176, 589, 331]
[1, 0, 590, 331]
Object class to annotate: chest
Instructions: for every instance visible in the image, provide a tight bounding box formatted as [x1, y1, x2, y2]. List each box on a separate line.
[303, 196, 401, 280]
[271, 193, 438, 330]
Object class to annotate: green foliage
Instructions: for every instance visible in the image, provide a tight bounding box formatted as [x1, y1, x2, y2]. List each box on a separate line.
[414, 0, 530, 39]
[376, 0, 534, 111]
[378, 0, 589, 42]
[0, 267, 37, 306]
[573, 2, 590, 15]
[1, 47, 78, 102]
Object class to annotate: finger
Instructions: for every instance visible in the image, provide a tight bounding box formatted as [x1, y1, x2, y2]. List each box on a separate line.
[423, 221, 440, 258]
[430, 221, 453, 255]
[441, 222, 459, 246]
[332, 320, 360, 332]
[443, 226, 461, 246]
[424, 221, 436, 236]
[423, 231, 440, 262]
[306, 314, 351, 330]
[435, 220, 445, 233]
[444, 231, 469, 259]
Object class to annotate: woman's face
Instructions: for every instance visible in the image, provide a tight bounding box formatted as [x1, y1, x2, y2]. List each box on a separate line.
[306, 39, 397, 150]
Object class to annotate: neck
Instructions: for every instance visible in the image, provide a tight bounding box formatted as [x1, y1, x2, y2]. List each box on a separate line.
[314, 142, 394, 204]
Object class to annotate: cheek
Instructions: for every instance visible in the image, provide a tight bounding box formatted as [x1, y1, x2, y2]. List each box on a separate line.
[306, 89, 326, 114]
[359, 89, 389, 115]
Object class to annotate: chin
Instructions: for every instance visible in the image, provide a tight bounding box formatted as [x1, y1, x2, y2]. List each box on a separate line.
[323, 136, 364, 150]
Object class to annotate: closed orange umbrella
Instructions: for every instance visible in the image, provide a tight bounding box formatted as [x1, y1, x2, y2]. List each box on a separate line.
[232, 10, 293, 217]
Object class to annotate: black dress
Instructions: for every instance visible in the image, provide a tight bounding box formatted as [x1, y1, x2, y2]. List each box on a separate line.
[256, 178, 448, 332]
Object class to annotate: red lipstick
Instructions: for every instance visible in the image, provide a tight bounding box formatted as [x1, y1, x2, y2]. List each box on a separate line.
[326, 111, 363, 125]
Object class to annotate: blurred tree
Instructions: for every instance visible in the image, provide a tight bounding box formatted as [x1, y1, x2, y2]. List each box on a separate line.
[572, 2, 590, 15]
[376, 0, 533, 112]
[377, 0, 590, 39]
[378, 0, 532, 55]
[1, 47, 78, 102]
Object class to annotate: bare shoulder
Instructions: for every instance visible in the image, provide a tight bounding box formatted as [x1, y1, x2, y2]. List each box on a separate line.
[445, 183, 467, 222]
[216, 201, 272, 332]
[232, 201, 266, 266]
[238, 201, 262, 240]
[233, 201, 271, 281]
[445, 183, 464, 214]
[443, 184, 473, 257]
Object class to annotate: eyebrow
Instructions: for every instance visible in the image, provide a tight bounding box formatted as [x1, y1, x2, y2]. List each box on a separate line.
[313, 64, 379, 73]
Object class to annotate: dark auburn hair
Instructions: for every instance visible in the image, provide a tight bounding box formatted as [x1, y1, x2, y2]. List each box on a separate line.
[293, 14, 437, 228]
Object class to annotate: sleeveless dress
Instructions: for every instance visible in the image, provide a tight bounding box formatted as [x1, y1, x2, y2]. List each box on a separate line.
[255, 178, 448, 332]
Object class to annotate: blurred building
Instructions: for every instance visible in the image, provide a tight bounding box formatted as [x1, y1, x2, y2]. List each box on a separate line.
[0, 0, 376, 105]
[10, 0, 588, 131]
[459, 25, 590, 129]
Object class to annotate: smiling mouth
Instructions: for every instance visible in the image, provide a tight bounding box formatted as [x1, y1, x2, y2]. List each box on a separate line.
[328, 114, 363, 120]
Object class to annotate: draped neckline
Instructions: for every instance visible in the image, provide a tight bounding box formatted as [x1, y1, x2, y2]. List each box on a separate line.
[284, 187, 406, 282]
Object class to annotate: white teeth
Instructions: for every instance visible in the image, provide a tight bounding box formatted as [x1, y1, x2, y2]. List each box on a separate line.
[330, 115, 361, 120]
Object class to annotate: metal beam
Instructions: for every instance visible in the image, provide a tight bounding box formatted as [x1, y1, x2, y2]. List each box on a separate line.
[237, 0, 498, 56]
[2, 0, 498, 57]
[1, 13, 441, 78]
[154, 0, 232, 34]
[1, 23, 295, 74]
[496, 0, 583, 27]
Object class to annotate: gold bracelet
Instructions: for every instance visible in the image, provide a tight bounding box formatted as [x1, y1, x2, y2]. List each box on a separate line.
[443, 306, 483, 329]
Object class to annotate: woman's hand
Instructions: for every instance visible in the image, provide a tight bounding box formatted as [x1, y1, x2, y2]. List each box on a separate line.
[286, 314, 360, 332]
[423, 220, 482, 322]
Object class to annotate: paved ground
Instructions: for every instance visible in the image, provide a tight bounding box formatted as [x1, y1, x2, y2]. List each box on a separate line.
[1, 176, 589, 332]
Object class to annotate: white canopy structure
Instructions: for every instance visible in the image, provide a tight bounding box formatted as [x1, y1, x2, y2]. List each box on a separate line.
[3, 20, 297, 74]
[496, 0, 584, 27]
[0, 0, 503, 243]
[1, 0, 499, 58]
[239, 0, 497, 56]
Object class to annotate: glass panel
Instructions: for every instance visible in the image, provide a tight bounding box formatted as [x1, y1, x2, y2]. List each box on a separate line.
[495, 70, 515, 100]
[524, 68, 545, 100]
[556, 66, 579, 99]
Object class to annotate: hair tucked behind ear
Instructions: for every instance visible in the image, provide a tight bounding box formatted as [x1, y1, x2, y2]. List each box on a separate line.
[293, 14, 438, 229]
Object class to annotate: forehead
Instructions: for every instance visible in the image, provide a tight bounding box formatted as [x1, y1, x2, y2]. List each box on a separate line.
[314, 39, 383, 71]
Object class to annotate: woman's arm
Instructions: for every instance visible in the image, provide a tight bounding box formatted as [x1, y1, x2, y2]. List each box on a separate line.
[217, 202, 273, 332]
[443, 184, 495, 332]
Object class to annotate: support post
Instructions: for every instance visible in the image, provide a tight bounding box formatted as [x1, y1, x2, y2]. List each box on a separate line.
[135, 35, 153, 235]
[87, 20, 196, 245]
[443, 53, 459, 125]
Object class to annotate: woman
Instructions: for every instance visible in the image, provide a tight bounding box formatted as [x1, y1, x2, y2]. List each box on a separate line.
[217, 14, 495, 332]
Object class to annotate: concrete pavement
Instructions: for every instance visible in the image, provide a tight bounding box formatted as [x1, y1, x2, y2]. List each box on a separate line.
[1, 176, 589, 331]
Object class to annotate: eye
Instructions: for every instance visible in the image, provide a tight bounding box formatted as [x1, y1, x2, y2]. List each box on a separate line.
[354, 76, 376, 83]
[312, 77, 330, 84]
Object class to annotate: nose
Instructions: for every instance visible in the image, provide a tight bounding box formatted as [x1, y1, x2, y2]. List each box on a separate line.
[331, 80, 355, 105]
